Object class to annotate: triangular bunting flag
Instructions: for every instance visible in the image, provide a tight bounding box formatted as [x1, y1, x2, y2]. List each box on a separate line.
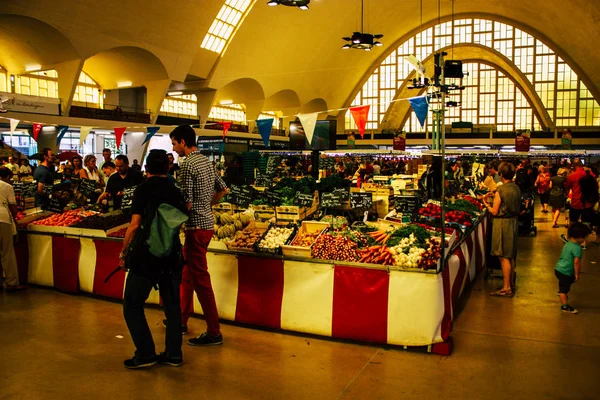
[349, 105, 370, 139]
[297, 112, 319, 145]
[408, 95, 431, 127]
[9, 119, 19, 136]
[56, 125, 69, 146]
[80, 126, 93, 146]
[256, 118, 274, 148]
[143, 126, 160, 145]
[32, 123, 43, 141]
[114, 127, 126, 149]
[222, 122, 232, 139]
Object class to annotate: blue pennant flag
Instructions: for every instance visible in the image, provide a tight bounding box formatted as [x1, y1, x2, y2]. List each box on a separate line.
[143, 126, 160, 145]
[56, 125, 69, 146]
[408, 95, 431, 128]
[256, 118, 274, 148]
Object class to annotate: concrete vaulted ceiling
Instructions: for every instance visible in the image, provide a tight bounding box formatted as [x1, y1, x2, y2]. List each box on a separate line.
[0, 0, 599, 115]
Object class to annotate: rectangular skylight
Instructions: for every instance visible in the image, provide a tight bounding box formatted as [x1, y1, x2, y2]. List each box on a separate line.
[201, 0, 252, 54]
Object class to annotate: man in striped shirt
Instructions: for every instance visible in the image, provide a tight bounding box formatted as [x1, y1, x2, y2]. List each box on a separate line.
[170, 125, 228, 346]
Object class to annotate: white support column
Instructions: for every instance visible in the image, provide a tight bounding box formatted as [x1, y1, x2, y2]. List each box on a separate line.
[54, 59, 84, 116]
[145, 79, 172, 124]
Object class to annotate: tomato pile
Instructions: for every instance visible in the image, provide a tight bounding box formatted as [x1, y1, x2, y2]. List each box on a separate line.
[444, 210, 473, 227]
[462, 196, 484, 210]
[32, 210, 96, 227]
[418, 203, 442, 218]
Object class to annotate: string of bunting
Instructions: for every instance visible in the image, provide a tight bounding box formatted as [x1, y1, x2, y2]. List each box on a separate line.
[0, 93, 430, 149]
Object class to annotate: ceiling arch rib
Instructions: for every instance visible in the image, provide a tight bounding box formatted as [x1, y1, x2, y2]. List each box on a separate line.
[381, 44, 553, 131]
[263, 89, 300, 111]
[82, 46, 169, 90]
[0, 14, 79, 73]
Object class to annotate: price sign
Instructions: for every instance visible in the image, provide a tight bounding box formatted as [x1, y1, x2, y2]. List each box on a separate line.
[255, 173, 273, 188]
[295, 193, 314, 207]
[70, 178, 82, 191]
[394, 196, 420, 213]
[265, 190, 282, 206]
[79, 179, 97, 198]
[228, 185, 254, 207]
[350, 192, 373, 209]
[121, 186, 138, 210]
[24, 183, 37, 197]
[321, 192, 342, 208]
[42, 183, 54, 196]
[332, 187, 349, 201]
[46, 198, 64, 213]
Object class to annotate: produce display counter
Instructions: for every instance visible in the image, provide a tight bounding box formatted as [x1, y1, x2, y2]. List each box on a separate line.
[14, 214, 488, 355]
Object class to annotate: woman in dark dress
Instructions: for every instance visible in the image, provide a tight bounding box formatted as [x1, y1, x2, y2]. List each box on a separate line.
[549, 169, 567, 228]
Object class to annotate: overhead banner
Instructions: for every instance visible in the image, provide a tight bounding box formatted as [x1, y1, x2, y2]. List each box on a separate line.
[349, 105, 370, 139]
[79, 126, 93, 145]
[0, 92, 61, 115]
[222, 122, 232, 139]
[56, 125, 69, 146]
[393, 131, 406, 151]
[408, 95, 430, 128]
[9, 119, 19, 136]
[142, 126, 160, 145]
[114, 127, 126, 149]
[256, 118, 274, 148]
[515, 129, 531, 152]
[32, 123, 43, 141]
[297, 112, 319, 145]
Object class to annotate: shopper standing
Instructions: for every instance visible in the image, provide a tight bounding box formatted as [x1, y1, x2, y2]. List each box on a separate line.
[120, 150, 188, 369]
[483, 162, 521, 297]
[170, 125, 228, 345]
[33, 148, 55, 209]
[535, 164, 551, 213]
[0, 168, 26, 292]
[561, 160, 596, 249]
[549, 168, 568, 228]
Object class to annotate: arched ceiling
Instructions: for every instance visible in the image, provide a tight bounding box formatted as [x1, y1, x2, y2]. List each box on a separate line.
[0, 0, 598, 114]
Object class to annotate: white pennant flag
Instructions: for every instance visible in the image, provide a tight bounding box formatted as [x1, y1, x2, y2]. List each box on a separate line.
[298, 112, 319, 145]
[9, 119, 19, 136]
[79, 126, 93, 145]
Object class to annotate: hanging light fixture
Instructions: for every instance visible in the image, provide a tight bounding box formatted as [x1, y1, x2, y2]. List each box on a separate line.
[342, 0, 383, 50]
[267, 0, 310, 10]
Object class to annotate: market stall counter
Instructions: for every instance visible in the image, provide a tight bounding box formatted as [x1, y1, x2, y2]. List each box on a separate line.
[14, 213, 488, 355]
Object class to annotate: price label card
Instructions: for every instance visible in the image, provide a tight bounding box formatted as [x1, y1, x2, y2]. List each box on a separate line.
[394, 196, 420, 213]
[121, 185, 138, 210]
[265, 190, 282, 206]
[42, 183, 54, 196]
[24, 183, 37, 197]
[321, 192, 342, 208]
[235, 192, 253, 207]
[255, 173, 273, 188]
[46, 198, 64, 213]
[351, 192, 373, 209]
[332, 187, 349, 201]
[295, 193, 314, 207]
[79, 179, 97, 198]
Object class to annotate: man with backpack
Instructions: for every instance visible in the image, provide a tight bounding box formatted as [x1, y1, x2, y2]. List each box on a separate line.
[119, 150, 189, 369]
[561, 160, 597, 249]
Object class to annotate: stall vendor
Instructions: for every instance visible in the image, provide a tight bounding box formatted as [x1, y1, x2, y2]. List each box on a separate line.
[97, 154, 144, 210]
[33, 148, 55, 209]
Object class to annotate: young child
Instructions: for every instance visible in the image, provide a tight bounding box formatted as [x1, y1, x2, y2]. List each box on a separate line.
[555, 222, 591, 314]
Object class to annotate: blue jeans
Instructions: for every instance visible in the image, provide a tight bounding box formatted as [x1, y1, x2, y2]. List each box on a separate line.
[123, 269, 183, 360]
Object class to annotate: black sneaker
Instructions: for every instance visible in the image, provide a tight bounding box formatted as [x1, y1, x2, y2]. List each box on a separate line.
[124, 355, 159, 369]
[561, 305, 579, 314]
[158, 352, 183, 367]
[162, 319, 188, 335]
[560, 234, 568, 243]
[187, 332, 223, 346]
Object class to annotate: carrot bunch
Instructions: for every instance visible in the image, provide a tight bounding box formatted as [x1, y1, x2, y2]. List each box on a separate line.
[367, 230, 391, 244]
[357, 245, 394, 265]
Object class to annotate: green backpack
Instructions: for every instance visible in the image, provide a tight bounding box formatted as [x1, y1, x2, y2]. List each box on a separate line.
[146, 203, 188, 257]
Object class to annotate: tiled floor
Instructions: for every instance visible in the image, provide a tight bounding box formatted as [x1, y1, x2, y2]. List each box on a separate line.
[2, 208, 599, 400]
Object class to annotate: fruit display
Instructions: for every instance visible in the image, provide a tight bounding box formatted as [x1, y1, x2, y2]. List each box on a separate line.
[291, 231, 320, 247]
[446, 199, 482, 215]
[311, 233, 360, 262]
[228, 227, 266, 250]
[257, 226, 295, 252]
[71, 213, 129, 230]
[15, 211, 26, 221]
[418, 203, 442, 218]
[444, 210, 473, 227]
[108, 228, 128, 238]
[31, 210, 97, 227]
[417, 238, 442, 270]
[213, 212, 253, 240]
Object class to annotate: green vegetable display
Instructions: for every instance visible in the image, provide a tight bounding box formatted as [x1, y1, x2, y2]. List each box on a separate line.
[387, 224, 432, 247]
[444, 199, 480, 215]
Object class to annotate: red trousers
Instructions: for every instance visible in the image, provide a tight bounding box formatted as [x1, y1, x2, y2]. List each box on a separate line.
[180, 229, 221, 336]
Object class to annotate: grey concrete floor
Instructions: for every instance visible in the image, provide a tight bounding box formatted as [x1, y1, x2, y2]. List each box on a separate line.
[1, 208, 599, 400]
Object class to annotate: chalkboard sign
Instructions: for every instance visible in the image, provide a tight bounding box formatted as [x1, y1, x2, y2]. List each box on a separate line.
[228, 185, 255, 207]
[79, 179, 97, 198]
[265, 156, 281, 175]
[321, 192, 342, 208]
[318, 158, 336, 170]
[23, 183, 37, 198]
[46, 198, 64, 213]
[42, 183, 54, 196]
[295, 192, 314, 207]
[332, 187, 349, 201]
[121, 185, 137, 210]
[351, 192, 373, 209]
[70, 178, 81, 191]
[393, 196, 420, 213]
[265, 190, 282, 206]
[255, 173, 273, 188]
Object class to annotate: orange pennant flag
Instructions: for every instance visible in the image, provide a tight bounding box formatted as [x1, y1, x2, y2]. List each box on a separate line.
[114, 127, 126, 149]
[349, 105, 370, 139]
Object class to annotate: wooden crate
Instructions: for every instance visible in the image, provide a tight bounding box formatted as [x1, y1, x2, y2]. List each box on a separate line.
[252, 205, 276, 221]
[226, 221, 269, 253]
[282, 221, 329, 258]
[212, 203, 234, 213]
[276, 191, 318, 222]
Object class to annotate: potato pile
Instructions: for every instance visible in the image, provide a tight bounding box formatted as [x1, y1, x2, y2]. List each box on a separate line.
[228, 228, 265, 250]
[291, 231, 320, 247]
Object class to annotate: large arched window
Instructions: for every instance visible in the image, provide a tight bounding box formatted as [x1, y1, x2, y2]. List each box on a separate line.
[160, 94, 198, 117]
[72, 71, 103, 107]
[345, 18, 600, 133]
[0, 65, 7, 93]
[209, 104, 246, 123]
[15, 69, 59, 98]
